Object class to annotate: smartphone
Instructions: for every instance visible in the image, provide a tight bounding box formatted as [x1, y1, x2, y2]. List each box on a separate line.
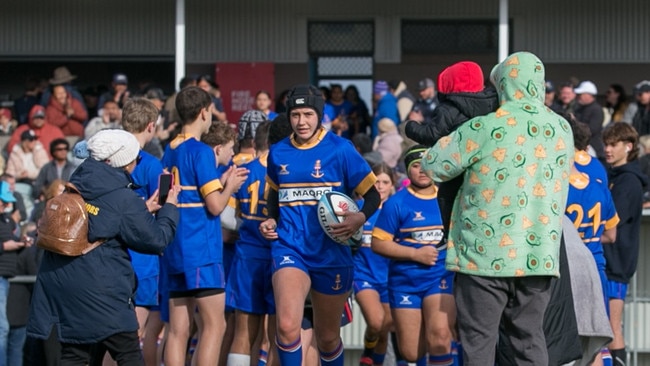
[158, 173, 173, 205]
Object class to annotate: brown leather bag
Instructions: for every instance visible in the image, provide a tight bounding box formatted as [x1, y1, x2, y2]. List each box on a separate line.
[36, 182, 103, 256]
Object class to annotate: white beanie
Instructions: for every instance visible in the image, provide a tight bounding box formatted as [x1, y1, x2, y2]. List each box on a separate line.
[87, 129, 140, 168]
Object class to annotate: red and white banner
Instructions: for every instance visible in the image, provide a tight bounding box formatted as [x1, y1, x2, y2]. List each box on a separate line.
[215, 62, 275, 127]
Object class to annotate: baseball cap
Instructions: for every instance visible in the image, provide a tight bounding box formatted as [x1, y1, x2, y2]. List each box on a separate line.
[418, 78, 435, 91]
[373, 81, 389, 95]
[145, 88, 166, 101]
[29, 105, 46, 120]
[113, 73, 128, 85]
[0, 181, 16, 203]
[20, 129, 37, 142]
[574, 81, 598, 95]
[635, 80, 650, 94]
[0, 108, 11, 120]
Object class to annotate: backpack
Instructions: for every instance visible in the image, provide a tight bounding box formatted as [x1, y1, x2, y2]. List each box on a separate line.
[36, 182, 103, 256]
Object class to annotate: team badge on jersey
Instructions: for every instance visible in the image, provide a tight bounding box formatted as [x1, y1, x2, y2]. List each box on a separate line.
[311, 160, 324, 178]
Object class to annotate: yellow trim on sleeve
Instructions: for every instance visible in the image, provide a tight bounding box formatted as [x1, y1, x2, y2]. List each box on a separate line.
[372, 227, 394, 242]
[200, 179, 223, 197]
[605, 214, 620, 230]
[266, 176, 279, 191]
[227, 196, 237, 209]
[355, 172, 377, 196]
[178, 202, 206, 208]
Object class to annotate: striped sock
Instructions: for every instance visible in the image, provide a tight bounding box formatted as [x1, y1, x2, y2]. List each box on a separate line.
[416, 356, 427, 366]
[428, 353, 453, 366]
[320, 338, 344, 366]
[363, 335, 379, 357]
[258, 349, 268, 366]
[602, 348, 612, 366]
[276, 336, 302, 365]
[452, 341, 463, 366]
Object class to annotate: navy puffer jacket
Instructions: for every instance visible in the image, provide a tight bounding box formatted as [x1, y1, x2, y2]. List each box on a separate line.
[27, 158, 178, 343]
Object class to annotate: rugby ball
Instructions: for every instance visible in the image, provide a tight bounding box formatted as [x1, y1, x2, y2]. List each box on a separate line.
[317, 192, 363, 247]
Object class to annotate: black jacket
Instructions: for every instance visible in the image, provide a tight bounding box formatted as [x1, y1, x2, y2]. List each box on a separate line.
[0, 213, 19, 278]
[405, 88, 499, 235]
[27, 158, 179, 343]
[604, 160, 649, 283]
[632, 104, 650, 136]
[8, 245, 39, 327]
[405, 88, 498, 146]
[574, 101, 605, 159]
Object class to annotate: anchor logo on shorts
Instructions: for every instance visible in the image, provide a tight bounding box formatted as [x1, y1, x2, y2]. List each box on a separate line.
[439, 279, 449, 290]
[332, 274, 342, 291]
[311, 160, 324, 178]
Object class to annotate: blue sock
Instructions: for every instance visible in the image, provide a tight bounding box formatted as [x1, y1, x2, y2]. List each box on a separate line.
[372, 352, 386, 365]
[276, 336, 302, 365]
[258, 349, 268, 366]
[602, 348, 613, 366]
[320, 338, 344, 366]
[452, 341, 463, 366]
[416, 356, 427, 366]
[428, 353, 453, 366]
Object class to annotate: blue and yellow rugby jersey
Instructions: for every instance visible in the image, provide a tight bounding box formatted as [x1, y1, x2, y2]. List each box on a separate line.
[565, 171, 619, 269]
[129, 150, 164, 280]
[353, 205, 389, 285]
[232, 152, 272, 259]
[266, 128, 376, 266]
[574, 150, 608, 186]
[161, 134, 224, 273]
[372, 187, 446, 293]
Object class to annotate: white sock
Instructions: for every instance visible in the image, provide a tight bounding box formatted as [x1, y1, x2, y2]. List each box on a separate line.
[227, 353, 251, 366]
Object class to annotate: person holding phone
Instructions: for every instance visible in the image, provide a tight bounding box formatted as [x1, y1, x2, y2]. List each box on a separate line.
[27, 129, 180, 365]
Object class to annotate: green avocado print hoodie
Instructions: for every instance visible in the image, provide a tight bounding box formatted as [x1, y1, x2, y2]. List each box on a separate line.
[422, 52, 574, 277]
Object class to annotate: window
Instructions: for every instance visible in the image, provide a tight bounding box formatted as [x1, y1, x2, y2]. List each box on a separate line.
[402, 20, 499, 55]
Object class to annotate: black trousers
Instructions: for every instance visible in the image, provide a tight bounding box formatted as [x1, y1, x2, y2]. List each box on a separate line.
[60, 331, 143, 366]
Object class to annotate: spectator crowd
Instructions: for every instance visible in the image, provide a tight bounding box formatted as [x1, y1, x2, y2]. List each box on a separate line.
[0, 57, 649, 366]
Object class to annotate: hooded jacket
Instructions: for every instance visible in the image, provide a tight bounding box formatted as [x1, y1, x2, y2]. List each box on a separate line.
[604, 160, 649, 283]
[405, 61, 498, 146]
[27, 158, 178, 343]
[422, 52, 574, 277]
